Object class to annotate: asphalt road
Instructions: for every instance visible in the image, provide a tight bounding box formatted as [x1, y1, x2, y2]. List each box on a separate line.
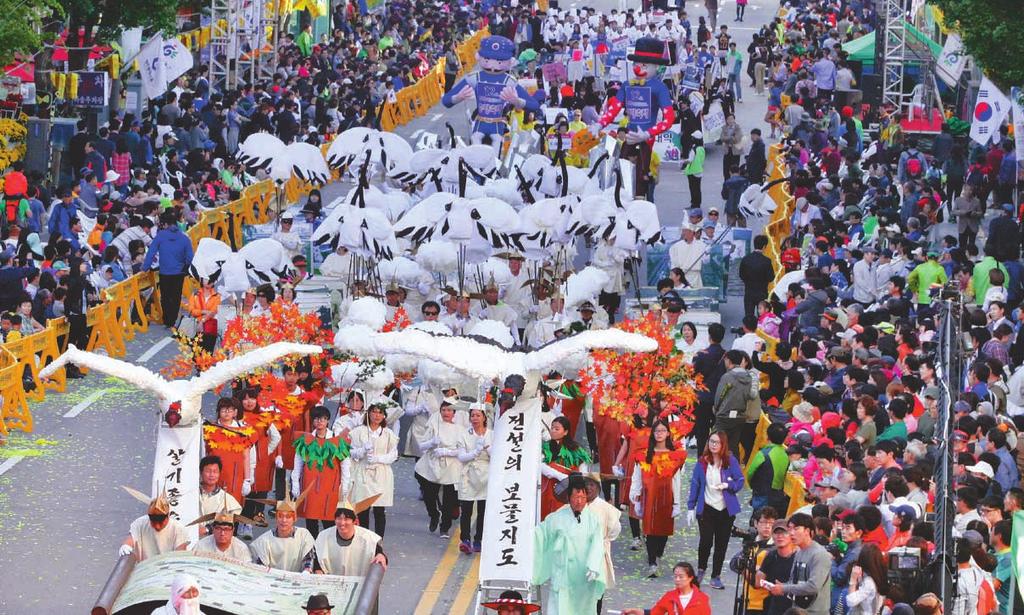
[0, 0, 776, 612]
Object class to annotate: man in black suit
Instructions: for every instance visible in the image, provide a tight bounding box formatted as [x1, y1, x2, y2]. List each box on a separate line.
[986, 203, 1021, 263]
[739, 234, 776, 318]
[692, 322, 727, 454]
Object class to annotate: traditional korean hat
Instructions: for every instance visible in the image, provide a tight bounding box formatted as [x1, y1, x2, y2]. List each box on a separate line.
[482, 590, 541, 614]
[251, 484, 314, 514]
[123, 485, 171, 515]
[188, 503, 263, 528]
[335, 494, 382, 517]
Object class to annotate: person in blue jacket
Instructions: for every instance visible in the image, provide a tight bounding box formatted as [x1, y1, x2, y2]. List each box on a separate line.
[143, 210, 194, 327]
[441, 35, 539, 154]
[686, 430, 745, 590]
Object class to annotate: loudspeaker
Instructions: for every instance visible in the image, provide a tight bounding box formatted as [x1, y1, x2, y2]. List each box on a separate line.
[861, 73, 883, 106]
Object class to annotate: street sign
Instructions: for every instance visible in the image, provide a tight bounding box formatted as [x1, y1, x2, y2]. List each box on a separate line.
[73, 71, 109, 108]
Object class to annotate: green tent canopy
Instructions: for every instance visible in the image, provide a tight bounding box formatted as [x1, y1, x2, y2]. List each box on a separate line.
[841, 22, 943, 67]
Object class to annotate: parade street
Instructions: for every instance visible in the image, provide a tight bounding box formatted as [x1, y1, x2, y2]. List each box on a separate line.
[4, 0, 779, 612]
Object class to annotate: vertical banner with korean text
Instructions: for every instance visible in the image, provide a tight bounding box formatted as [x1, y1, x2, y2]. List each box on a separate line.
[479, 399, 542, 583]
[154, 425, 201, 544]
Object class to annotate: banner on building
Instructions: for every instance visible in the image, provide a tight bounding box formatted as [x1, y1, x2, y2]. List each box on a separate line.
[479, 399, 542, 584]
[970, 77, 1011, 146]
[935, 33, 967, 87]
[153, 424, 201, 544]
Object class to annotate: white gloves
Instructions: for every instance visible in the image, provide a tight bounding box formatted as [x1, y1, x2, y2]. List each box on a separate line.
[275, 456, 284, 469]
[672, 504, 681, 518]
[291, 483, 301, 500]
[350, 447, 366, 460]
[612, 465, 625, 478]
[586, 569, 600, 582]
[118, 544, 134, 557]
[686, 510, 697, 527]
[364, 442, 374, 454]
[367, 453, 377, 464]
[434, 447, 455, 458]
[242, 479, 252, 497]
[624, 129, 651, 144]
[421, 436, 439, 450]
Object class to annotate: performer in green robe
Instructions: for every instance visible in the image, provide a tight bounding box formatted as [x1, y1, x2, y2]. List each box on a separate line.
[533, 474, 607, 614]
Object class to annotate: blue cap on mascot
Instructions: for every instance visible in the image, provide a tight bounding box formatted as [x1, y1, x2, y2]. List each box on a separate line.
[479, 35, 516, 61]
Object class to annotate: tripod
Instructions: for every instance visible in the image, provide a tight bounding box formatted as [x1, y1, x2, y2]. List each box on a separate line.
[730, 538, 762, 615]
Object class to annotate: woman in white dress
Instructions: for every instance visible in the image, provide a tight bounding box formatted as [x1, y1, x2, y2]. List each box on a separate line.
[414, 398, 464, 538]
[347, 399, 399, 537]
[674, 321, 708, 363]
[455, 404, 492, 554]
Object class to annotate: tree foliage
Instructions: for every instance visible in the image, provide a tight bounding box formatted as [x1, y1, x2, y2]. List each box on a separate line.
[931, 0, 1024, 90]
[58, 0, 183, 68]
[0, 0, 64, 65]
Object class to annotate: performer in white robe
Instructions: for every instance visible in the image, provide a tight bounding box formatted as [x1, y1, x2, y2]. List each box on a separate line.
[455, 403, 493, 553]
[347, 399, 399, 536]
[313, 496, 389, 576]
[583, 473, 623, 592]
[188, 506, 256, 562]
[119, 486, 189, 562]
[249, 488, 316, 573]
[413, 398, 464, 537]
[150, 574, 206, 615]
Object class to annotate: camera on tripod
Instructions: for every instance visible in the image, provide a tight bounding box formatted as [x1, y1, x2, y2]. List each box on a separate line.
[731, 525, 758, 543]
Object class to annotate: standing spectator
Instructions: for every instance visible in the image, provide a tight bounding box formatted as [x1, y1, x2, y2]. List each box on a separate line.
[739, 235, 775, 318]
[745, 128, 767, 185]
[953, 184, 983, 250]
[713, 350, 755, 456]
[682, 131, 706, 208]
[686, 430, 745, 589]
[142, 211, 194, 328]
[766, 513, 831, 615]
[844, 544, 889, 615]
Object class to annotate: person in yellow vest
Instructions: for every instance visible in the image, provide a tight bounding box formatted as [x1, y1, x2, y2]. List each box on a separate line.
[313, 495, 389, 576]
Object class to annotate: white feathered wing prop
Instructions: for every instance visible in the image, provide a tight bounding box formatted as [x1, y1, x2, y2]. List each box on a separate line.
[334, 326, 657, 382]
[39, 342, 323, 425]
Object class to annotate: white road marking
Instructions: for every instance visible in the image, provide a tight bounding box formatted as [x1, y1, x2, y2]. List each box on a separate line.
[137, 336, 174, 363]
[63, 389, 108, 418]
[0, 456, 25, 476]
[430, 112, 444, 122]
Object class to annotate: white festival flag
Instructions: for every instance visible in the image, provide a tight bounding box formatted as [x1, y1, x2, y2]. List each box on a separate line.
[1012, 88, 1024, 168]
[137, 35, 167, 101]
[970, 77, 1011, 146]
[162, 37, 194, 84]
[153, 424, 202, 544]
[935, 33, 968, 87]
[479, 398, 542, 584]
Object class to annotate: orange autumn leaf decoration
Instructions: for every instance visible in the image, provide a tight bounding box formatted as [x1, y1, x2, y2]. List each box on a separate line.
[635, 449, 689, 478]
[579, 312, 703, 443]
[203, 423, 258, 453]
[381, 306, 411, 332]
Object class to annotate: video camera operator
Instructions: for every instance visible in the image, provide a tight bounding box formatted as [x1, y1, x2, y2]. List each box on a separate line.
[754, 519, 798, 615]
[729, 506, 778, 615]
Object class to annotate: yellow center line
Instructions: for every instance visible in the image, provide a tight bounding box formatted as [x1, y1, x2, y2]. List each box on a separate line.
[413, 533, 462, 615]
[449, 554, 481, 615]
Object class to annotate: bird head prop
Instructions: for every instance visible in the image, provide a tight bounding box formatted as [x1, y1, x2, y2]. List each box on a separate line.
[336, 494, 382, 518]
[164, 401, 183, 427]
[188, 503, 264, 528]
[123, 484, 171, 515]
[251, 484, 314, 514]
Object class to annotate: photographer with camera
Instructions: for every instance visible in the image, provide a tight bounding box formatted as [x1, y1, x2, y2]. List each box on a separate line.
[730, 507, 778, 615]
[765, 513, 831, 615]
[755, 520, 798, 615]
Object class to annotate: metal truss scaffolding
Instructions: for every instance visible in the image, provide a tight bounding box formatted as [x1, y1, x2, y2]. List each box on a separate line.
[209, 0, 279, 90]
[880, 0, 909, 112]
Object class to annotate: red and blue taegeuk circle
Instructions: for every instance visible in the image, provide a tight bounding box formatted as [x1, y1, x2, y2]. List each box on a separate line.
[975, 102, 993, 121]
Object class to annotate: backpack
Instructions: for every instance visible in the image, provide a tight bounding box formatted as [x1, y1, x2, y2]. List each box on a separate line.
[906, 157, 923, 178]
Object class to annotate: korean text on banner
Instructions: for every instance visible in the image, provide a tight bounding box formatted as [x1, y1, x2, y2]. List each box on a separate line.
[479, 399, 542, 583]
[702, 100, 726, 144]
[935, 33, 967, 87]
[154, 425, 201, 544]
[137, 35, 167, 100]
[970, 77, 1012, 146]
